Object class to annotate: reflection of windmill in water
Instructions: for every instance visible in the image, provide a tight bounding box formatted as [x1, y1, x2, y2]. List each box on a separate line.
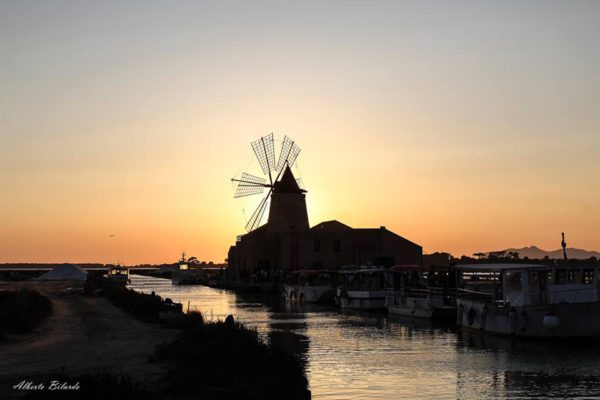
[232, 134, 309, 232]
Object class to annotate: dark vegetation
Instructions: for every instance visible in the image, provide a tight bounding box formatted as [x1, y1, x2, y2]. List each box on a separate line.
[0, 275, 308, 398]
[155, 316, 310, 400]
[0, 289, 52, 338]
[22, 372, 148, 400]
[85, 276, 309, 399]
[424, 251, 600, 267]
[0, 270, 47, 281]
[84, 275, 186, 324]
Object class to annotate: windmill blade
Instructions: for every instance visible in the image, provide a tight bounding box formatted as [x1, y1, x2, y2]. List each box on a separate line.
[232, 173, 269, 198]
[276, 135, 301, 172]
[296, 178, 304, 190]
[231, 172, 270, 187]
[234, 185, 265, 198]
[251, 133, 275, 181]
[245, 193, 270, 232]
[239, 172, 268, 186]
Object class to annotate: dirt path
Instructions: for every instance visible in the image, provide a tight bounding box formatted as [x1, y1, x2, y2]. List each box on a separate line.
[0, 281, 179, 398]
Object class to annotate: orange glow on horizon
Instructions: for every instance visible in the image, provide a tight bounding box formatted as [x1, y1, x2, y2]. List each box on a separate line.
[2, 2, 599, 264]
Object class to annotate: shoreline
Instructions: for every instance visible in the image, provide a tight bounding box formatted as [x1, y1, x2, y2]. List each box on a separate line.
[0, 280, 178, 398]
[0, 279, 311, 399]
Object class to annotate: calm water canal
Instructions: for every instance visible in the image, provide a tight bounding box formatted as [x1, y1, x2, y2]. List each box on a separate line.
[129, 275, 600, 399]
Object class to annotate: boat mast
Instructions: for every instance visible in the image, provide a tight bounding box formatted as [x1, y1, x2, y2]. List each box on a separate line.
[561, 232, 568, 261]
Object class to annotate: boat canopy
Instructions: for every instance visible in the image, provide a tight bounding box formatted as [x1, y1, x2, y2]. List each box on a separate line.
[290, 269, 334, 275]
[455, 263, 548, 272]
[337, 267, 387, 274]
[389, 265, 451, 272]
[389, 265, 422, 272]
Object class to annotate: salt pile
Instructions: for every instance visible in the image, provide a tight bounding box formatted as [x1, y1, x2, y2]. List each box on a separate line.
[36, 264, 88, 281]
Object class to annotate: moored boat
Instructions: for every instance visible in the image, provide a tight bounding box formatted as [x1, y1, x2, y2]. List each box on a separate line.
[386, 265, 456, 320]
[283, 270, 335, 304]
[456, 263, 600, 337]
[335, 267, 395, 310]
[107, 264, 130, 285]
[172, 252, 205, 285]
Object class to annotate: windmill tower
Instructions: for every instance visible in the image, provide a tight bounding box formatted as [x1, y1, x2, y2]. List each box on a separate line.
[232, 134, 308, 233]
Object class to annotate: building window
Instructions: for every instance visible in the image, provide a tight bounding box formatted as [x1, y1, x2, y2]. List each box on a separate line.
[314, 239, 321, 253]
[334, 240, 341, 253]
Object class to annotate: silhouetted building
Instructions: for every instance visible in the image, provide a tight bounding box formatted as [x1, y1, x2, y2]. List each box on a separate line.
[228, 167, 422, 279]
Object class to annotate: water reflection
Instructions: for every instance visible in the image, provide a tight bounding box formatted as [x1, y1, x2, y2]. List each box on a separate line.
[455, 330, 600, 399]
[129, 275, 600, 399]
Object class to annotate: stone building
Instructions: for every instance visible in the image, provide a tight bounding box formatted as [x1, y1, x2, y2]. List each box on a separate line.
[227, 166, 422, 279]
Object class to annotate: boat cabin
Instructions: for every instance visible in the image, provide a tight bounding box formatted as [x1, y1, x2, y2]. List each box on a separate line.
[457, 264, 600, 307]
[337, 267, 390, 291]
[107, 265, 130, 284]
[287, 270, 335, 286]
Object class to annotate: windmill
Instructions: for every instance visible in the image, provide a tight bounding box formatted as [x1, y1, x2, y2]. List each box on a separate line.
[232, 133, 302, 232]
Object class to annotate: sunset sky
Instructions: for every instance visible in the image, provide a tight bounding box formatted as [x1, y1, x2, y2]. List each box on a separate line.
[2, 1, 600, 264]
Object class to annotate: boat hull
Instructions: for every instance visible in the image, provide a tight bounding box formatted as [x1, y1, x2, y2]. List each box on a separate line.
[108, 275, 130, 285]
[337, 290, 390, 310]
[457, 299, 600, 338]
[283, 285, 334, 304]
[388, 298, 455, 320]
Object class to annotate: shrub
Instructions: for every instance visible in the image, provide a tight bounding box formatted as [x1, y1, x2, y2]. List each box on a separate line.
[155, 317, 310, 400]
[87, 276, 174, 323]
[161, 310, 204, 329]
[0, 289, 52, 335]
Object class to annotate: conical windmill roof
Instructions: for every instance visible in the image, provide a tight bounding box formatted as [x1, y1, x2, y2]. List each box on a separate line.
[273, 166, 305, 194]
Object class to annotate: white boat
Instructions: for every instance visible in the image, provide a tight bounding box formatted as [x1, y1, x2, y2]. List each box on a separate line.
[335, 267, 396, 310]
[386, 265, 456, 320]
[171, 252, 205, 285]
[456, 263, 600, 337]
[283, 270, 335, 304]
[107, 264, 130, 284]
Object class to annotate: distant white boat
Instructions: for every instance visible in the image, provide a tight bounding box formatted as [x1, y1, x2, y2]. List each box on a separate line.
[107, 265, 130, 285]
[456, 263, 600, 337]
[171, 252, 205, 285]
[335, 267, 395, 310]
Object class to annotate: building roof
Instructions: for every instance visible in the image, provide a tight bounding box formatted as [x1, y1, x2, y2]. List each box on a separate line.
[240, 223, 269, 239]
[311, 220, 353, 231]
[354, 226, 422, 249]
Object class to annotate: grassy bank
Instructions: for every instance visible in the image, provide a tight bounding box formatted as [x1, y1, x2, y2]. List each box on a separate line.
[155, 317, 310, 400]
[0, 289, 52, 339]
[85, 275, 183, 324]
[87, 277, 310, 399]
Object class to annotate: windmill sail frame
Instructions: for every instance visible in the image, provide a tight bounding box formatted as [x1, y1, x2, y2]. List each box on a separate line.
[232, 133, 303, 232]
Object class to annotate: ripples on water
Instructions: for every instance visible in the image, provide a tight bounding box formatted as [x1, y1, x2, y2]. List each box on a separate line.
[129, 275, 600, 399]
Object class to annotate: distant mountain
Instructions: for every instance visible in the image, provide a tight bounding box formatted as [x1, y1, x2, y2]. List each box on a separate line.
[500, 246, 600, 260]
